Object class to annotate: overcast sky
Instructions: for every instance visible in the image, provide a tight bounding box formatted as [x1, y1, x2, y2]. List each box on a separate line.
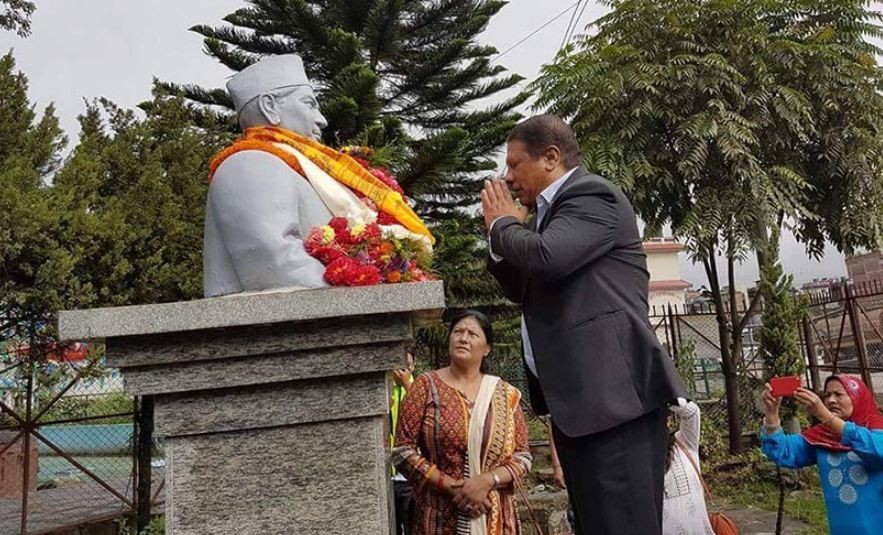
[1, 0, 863, 288]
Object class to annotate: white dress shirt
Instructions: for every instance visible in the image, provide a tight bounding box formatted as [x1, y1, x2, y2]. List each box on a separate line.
[489, 167, 578, 377]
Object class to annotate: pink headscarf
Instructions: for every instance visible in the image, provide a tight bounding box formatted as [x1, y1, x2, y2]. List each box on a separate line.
[802, 375, 883, 452]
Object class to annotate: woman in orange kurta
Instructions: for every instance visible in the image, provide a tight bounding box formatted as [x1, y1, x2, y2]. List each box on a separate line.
[393, 310, 532, 535]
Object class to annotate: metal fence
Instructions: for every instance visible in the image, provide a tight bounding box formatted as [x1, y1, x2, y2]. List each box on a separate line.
[803, 281, 883, 393]
[0, 340, 159, 534]
[648, 282, 883, 457]
[649, 303, 769, 456]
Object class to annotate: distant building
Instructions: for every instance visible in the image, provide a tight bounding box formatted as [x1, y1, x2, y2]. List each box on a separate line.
[846, 250, 883, 288]
[721, 285, 750, 313]
[801, 277, 847, 301]
[644, 237, 691, 315]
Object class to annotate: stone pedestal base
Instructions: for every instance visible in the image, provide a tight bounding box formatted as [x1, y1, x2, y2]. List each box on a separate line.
[59, 282, 445, 535]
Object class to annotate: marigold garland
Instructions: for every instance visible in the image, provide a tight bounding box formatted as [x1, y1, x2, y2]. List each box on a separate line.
[209, 127, 433, 244]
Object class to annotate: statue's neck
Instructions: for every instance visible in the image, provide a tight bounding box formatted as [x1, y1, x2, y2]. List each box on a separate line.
[245, 125, 327, 148]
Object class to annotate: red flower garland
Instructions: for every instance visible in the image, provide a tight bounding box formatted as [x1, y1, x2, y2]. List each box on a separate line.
[304, 217, 432, 286]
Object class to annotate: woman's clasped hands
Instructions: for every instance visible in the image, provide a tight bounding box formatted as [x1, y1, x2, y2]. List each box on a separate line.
[445, 473, 495, 518]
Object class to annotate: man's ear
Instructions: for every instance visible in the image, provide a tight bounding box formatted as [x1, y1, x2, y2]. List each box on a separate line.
[543, 146, 562, 171]
[257, 93, 281, 125]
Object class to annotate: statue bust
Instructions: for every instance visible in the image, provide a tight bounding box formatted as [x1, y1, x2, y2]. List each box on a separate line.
[203, 54, 333, 297]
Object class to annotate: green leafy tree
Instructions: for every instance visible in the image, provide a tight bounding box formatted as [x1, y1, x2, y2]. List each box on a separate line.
[0, 51, 68, 345]
[0, 51, 109, 424]
[52, 95, 233, 307]
[0, 52, 229, 529]
[1, 47, 232, 413]
[532, 0, 883, 453]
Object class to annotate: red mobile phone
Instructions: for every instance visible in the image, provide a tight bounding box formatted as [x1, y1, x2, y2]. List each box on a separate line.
[770, 375, 801, 397]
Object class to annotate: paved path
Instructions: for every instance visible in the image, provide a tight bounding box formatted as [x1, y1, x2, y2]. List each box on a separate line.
[520, 484, 813, 535]
[0, 473, 163, 535]
[718, 500, 811, 534]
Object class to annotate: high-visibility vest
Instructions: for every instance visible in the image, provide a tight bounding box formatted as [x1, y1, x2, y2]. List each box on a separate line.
[390, 383, 406, 447]
[389, 383, 407, 477]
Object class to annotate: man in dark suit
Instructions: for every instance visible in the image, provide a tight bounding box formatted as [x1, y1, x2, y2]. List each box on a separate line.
[482, 115, 686, 535]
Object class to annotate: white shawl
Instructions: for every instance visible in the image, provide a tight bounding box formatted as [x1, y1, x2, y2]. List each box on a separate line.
[467, 375, 500, 535]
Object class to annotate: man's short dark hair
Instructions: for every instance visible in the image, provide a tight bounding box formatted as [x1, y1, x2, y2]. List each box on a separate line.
[506, 114, 582, 169]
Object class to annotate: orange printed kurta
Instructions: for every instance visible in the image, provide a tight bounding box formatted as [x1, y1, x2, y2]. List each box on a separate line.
[394, 372, 532, 535]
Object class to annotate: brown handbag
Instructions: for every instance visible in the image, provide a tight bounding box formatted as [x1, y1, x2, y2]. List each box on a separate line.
[674, 438, 739, 535]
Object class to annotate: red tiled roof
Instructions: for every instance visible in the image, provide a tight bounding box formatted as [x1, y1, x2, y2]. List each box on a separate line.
[649, 279, 692, 291]
[643, 241, 685, 253]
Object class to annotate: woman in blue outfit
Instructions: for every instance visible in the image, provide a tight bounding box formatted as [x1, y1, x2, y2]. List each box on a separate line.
[760, 374, 883, 534]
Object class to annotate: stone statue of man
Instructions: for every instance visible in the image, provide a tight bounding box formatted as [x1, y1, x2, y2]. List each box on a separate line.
[203, 54, 333, 297]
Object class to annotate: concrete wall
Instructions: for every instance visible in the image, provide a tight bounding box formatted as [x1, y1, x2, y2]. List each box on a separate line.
[846, 250, 883, 286]
[646, 251, 682, 281]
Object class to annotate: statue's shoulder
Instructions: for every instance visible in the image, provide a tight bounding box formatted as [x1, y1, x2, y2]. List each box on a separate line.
[212, 148, 305, 184]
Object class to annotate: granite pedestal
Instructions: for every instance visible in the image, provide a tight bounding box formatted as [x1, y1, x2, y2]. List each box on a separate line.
[58, 282, 445, 535]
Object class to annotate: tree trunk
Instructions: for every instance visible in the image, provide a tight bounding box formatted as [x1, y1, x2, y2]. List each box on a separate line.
[703, 248, 743, 454]
[776, 466, 785, 535]
[727, 251, 745, 366]
[136, 395, 155, 533]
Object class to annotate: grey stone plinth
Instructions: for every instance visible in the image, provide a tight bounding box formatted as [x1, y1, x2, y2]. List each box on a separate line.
[58, 281, 444, 340]
[58, 282, 445, 535]
[166, 419, 388, 534]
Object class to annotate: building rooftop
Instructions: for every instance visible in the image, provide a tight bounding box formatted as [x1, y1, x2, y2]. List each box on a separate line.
[642, 237, 685, 253]
[649, 279, 692, 291]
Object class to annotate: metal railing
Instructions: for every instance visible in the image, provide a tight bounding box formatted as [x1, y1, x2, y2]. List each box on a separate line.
[0, 341, 158, 534]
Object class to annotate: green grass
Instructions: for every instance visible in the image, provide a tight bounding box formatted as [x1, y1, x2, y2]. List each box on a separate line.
[118, 516, 165, 535]
[527, 414, 548, 441]
[712, 463, 829, 535]
[42, 391, 134, 424]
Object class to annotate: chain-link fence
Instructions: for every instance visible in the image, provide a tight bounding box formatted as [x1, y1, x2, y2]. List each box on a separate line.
[649, 282, 883, 459]
[649, 305, 767, 458]
[805, 281, 883, 392]
[0, 340, 160, 534]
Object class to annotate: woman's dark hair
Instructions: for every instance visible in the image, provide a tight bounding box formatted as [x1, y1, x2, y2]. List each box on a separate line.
[448, 309, 494, 373]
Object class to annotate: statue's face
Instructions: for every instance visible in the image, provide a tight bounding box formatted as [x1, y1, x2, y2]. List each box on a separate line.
[274, 86, 328, 140]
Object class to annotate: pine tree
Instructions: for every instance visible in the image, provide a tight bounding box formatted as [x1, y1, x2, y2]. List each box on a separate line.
[0, 0, 35, 37]
[1, 55, 233, 345]
[0, 51, 80, 412]
[0, 51, 68, 339]
[757, 228, 807, 398]
[0, 57, 225, 516]
[51, 94, 235, 307]
[2, 81, 233, 413]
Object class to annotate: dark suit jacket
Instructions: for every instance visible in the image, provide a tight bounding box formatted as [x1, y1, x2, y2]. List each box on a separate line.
[489, 167, 686, 437]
